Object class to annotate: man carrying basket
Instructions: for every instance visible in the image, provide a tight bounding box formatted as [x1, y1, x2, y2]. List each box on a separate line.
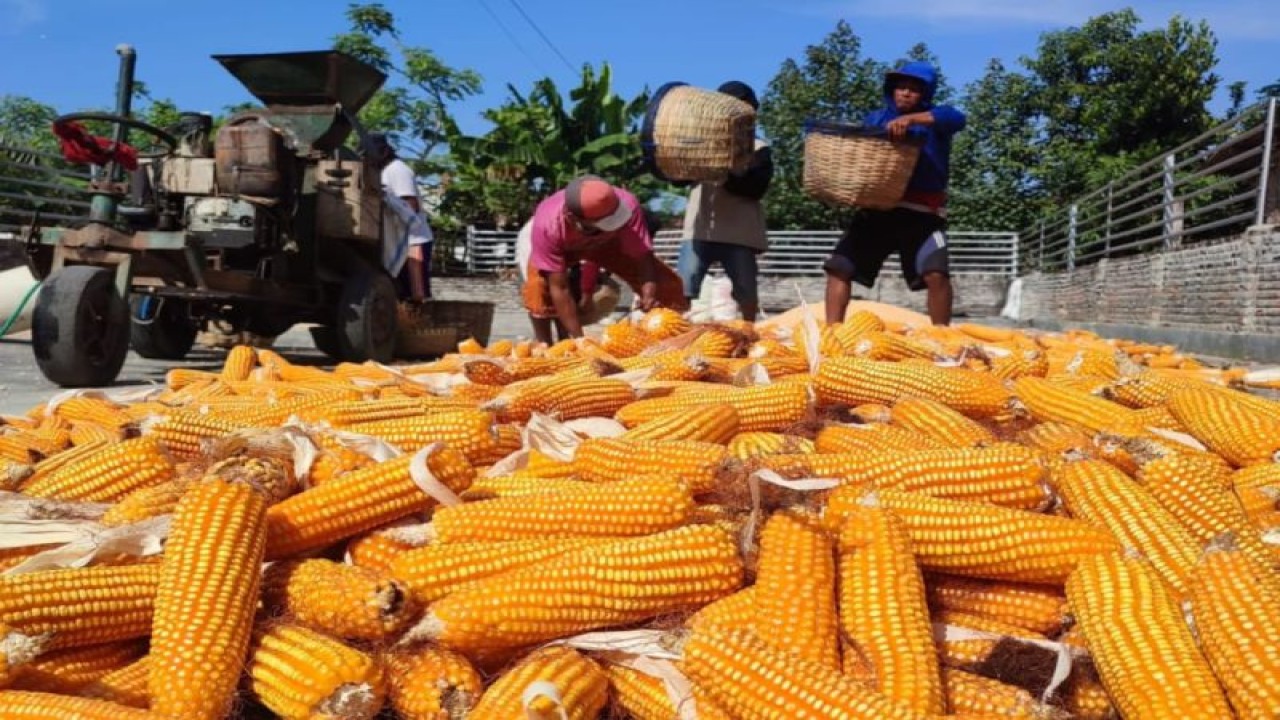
[522, 175, 688, 340]
[822, 61, 966, 326]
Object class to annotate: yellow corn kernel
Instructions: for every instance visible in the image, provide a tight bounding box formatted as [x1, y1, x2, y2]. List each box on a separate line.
[755, 512, 840, 670]
[600, 321, 655, 358]
[144, 411, 246, 459]
[1013, 376, 1145, 436]
[460, 472, 586, 501]
[9, 640, 146, 695]
[469, 647, 608, 720]
[1066, 552, 1233, 720]
[1167, 386, 1280, 467]
[100, 480, 192, 527]
[837, 505, 943, 714]
[20, 436, 173, 503]
[830, 489, 1120, 584]
[1188, 535, 1280, 719]
[246, 621, 386, 720]
[618, 382, 809, 433]
[814, 422, 944, 454]
[606, 662, 733, 720]
[344, 529, 416, 575]
[0, 564, 160, 650]
[148, 479, 267, 720]
[686, 587, 756, 633]
[385, 644, 482, 720]
[264, 446, 475, 560]
[490, 377, 635, 423]
[941, 667, 1042, 718]
[77, 656, 149, 708]
[410, 525, 742, 654]
[933, 610, 1047, 670]
[261, 559, 415, 642]
[1056, 459, 1203, 597]
[0, 690, 159, 718]
[891, 396, 996, 448]
[391, 536, 612, 605]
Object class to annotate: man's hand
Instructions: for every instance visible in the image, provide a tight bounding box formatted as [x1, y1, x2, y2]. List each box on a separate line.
[637, 280, 659, 311]
[886, 112, 936, 140]
[577, 293, 596, 320]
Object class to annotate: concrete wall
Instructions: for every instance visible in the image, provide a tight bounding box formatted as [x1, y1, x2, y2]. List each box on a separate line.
[1017, 227, 1280, 362]
[430, 273, 1013, 318]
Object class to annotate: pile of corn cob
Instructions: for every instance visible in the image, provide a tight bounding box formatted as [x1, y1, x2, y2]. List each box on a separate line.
[0, 305, 1278, 720]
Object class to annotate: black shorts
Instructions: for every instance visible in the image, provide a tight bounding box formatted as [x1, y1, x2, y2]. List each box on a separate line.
[822, 208, 950, 291]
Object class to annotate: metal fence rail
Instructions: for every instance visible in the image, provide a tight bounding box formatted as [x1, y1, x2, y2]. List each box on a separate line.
[1021, 98, 1277, 272]
[0, 143, 94, 233]
[463, 227, 1019, 277]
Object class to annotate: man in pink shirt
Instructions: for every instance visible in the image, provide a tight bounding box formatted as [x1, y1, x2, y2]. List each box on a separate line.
[522, 175, 687, 340]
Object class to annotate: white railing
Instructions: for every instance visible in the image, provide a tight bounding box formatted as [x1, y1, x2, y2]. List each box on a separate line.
[1022, 97, 1277, 272]
[463, 228, 1019, 277]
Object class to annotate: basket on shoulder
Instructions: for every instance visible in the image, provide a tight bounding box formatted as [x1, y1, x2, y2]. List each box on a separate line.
[802, 121, 924, 209]
[641, 82, 758, 183]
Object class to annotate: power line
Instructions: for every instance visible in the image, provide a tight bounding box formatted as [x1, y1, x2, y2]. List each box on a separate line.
[502, 0, 577, 74]
[476, 0, 551, 78]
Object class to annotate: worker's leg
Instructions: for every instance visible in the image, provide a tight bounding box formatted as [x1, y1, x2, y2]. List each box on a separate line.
[718, 245, 761, 321]
[897, 216, 952, 326]
[530, 316, 554, 345]
[521, 260, 558, 344]
[677, 239, 711, 306]
[404, 244, 428, 301]
[821, 211, 891, 324]
[421, 241, 434, 299]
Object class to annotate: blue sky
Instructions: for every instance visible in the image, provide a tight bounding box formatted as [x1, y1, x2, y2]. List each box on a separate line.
[3, 0, 1277, 137]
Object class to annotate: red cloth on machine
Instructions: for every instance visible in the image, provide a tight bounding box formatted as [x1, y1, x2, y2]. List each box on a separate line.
[51, 120, 139, 171]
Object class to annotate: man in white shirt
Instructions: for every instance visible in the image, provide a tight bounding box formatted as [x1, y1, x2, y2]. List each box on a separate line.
[366, 133, 434, 302]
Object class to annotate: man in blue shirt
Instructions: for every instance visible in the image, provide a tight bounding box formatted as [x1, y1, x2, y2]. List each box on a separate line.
[822, 62, 966, 326]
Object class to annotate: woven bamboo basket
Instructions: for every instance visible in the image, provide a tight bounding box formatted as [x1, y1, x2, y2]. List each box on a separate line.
[642, 82, 757, 183]
[802, 121, 921, 209]
[395, 300, 495, 358]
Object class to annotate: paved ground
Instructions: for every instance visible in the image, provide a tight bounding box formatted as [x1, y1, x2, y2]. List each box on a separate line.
[0, 310, 547, 414]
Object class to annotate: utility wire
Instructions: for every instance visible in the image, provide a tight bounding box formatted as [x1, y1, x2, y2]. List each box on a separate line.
[477, 0, 551, 77]
[503, 0, 578, 74]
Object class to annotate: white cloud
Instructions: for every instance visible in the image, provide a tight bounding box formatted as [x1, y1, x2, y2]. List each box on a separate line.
[798, 0, 1280, 39]
[1, 0, 48, 35]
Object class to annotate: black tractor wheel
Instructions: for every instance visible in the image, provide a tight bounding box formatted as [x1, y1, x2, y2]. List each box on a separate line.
[129, 295, 197, 360]
[333, 263, 398, 363]
[32, 266, 131, 387]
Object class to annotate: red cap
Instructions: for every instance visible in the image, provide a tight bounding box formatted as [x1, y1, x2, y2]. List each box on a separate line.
[565, 175, 632, 232]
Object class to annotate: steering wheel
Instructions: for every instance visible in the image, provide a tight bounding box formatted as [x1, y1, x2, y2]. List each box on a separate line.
[54, 111, 178, 159]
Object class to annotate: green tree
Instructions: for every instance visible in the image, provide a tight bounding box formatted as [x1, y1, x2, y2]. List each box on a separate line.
[758, 20, 888, 230]
[442, 63, 657, 229]
[1259, 80, 1280, 99]
[332, 2, 482, 172]
[948, 60, 1041, 231]
[0, 95, 59, 151]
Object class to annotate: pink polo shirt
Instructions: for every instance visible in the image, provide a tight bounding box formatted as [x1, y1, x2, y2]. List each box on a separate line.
[528, 188, 652, 274]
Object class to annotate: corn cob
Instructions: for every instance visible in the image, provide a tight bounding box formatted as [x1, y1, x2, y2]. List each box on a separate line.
[19, 436, 173, 503]
[637, 307, 691, 339]
[606, 662, 733, 720]
[727, 431, 816, 459]
[148, 479, 267, 720]
[1013, 377, 1145, 436]
[1055, 629, 1117, 720]
[8, 640, 145, 695]
[0, 564, 160, 650]
[67, 422, 122, 445]
[617, 382, 810, 433]
[989, 347, 1049, 381]
[851, 331, 941, 361]
[830, 490, 1120, 584]
[623, 403, 740, 444]
[1232, 464, 1280, 526]
[837, 504, 943, 714]
[682, 624, 925, 720]
[410, 525, 742, 653]
[0, 690, 160, 718]
[261, 559, 415, 642]
[1055, 459, 1203, 596]
[891, 396, 997, 448]
[427, 475, 693, 543]
[312, 396, 473, 427]
[924, 575, 1067, 636]
[524, 448, 577, 477]
[144, 411, 245, 458]
[461, 358, 514, 386]
[1065, 552, 1233, 720]
[1140, 453, 1278, 572]
[1167, 386, 1280, 466]
[99, 479, 191, 527]
[218, 345, 256, 381]
[50, 397, 131, 431]
[797, 322, 847, 363]
[825, 445, 1051, 511]
[344, 529, 416, 574]
[1188, 535, 1280, 720]
[815, 358, 1012, 418]
[461, 472, 586, 501]
[345, 409, 498, 461]
[940, 667, 1042, 718]
[264, 445, 475, 560]
[77, 656, 149, 708]
[754, 512, 840, 671]
[246, 621, 386, 720]
[933, 610, 1047, 670]
[492, 377, 635, 423]
[385, 644, 481, 720]
[573, 437, 727, 493]
[469, 646, 608, 720]
[390, 536, 612, 605]
[689, 325, 751, 358]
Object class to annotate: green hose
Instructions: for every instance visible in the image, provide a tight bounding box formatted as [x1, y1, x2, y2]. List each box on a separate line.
[0, 279, 42, 338]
